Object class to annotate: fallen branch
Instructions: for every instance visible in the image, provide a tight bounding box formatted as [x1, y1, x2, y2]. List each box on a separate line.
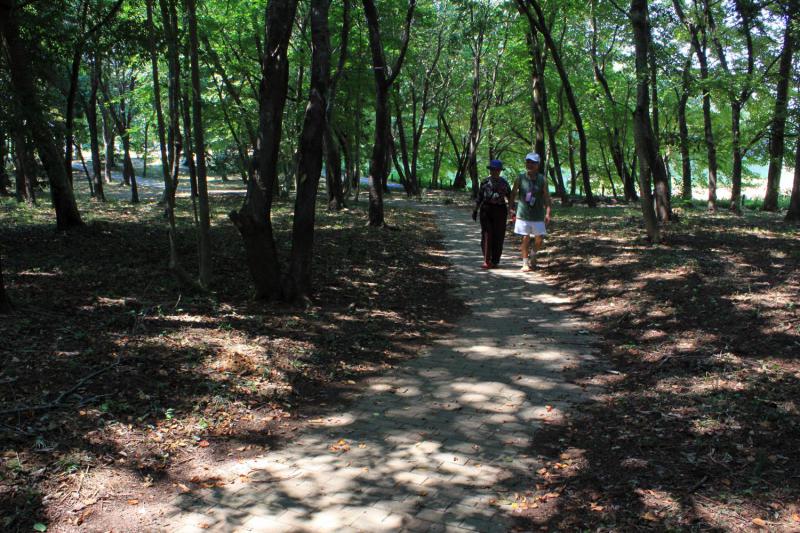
[0, 362, 120, 416]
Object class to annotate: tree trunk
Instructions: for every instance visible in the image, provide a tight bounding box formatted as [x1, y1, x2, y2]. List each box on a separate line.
[518, 0, 595, 207]
[88, 52, 106, 201]
[101, 105, 115, 184]
[362, 0, 415, 226]
[0, 130, 11, 196]
[786, 131, 800, 223]
[568, 131, 577, 197]
[146, 0, 179, 283]
[159, 0, 181, 194]
[0, 255, 11, 314]
[323, 0, 349, 211]
[12, 130, 35, 204]
[286, 0, 330, 301]
[764, 13, 793, 212]
[0, 0, 83, 230]
[630, 0, 661, 243]
[230, 0, 298, 300]
[187, 0, 212, 287]
[677, 55, 692, 201]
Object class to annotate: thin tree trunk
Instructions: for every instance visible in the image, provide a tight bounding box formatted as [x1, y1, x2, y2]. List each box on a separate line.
[0, 0, 83, 229]
[677, 55, 692, 201]
[764, 13, 793, 212]
[87, 52, 105, 201]
[12, 130, 35, 204]
[630, 0, 661, 242]
[230, 0, 298, 300]
[786, 131, 800, 222]
[362, 0, 416, 226]
[0, 255, 11, 314]
[286, 0, 330, 301]
[76, 142, 94, 196]
[187, 0, 212, 287]
[568, 131, 577, 196]
[518, 0, 595, 207]
[323, 0, 350, 211]
[146, 0, 184, 277]
[101, 105, 115, 184]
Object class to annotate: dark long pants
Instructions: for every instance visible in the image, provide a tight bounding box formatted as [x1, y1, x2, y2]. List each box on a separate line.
[479, 204, 508, 265]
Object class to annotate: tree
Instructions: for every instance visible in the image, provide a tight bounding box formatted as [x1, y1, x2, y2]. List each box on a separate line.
[285, 0, 331, 301]
[517, 0, 595, 207]
[0, 254, 11, 314]
[187, 0, 213, 287]
[674, 0, 719, 212]
[362, 0, 416, 226]
[0, 0, 83, 230]
[786, 128, 800, 223]
[707, 0, 757, 214]
[763, 11, 794, 212]
[323, 0, 350, 210]
[630, 0, 661, 242]
[230, 0, 298, 300]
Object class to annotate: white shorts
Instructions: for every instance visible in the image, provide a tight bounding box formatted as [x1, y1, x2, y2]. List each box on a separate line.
[514, 219, 546, 236]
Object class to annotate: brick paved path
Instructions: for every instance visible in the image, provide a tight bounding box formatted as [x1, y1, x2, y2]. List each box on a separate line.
[162, 204, 599, 532]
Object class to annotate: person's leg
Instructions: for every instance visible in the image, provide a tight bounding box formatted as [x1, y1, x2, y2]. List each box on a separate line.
[521, 235, 531, 271]
[530, 235, 544, 266]
[479, 210, 492, 268]
[491, 206, 506, 265]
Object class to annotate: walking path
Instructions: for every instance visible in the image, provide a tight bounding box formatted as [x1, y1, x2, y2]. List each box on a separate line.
[158, 204, 601, 532]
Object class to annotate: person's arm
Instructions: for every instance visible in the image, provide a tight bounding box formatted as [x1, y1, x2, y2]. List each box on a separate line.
[472, 182, 484, 221]
[542, 178, 552, 224]
[509, 177, 519, 213]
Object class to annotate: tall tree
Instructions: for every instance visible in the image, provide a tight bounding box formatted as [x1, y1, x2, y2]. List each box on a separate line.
[187, 0, 213, 287]
[285, 0, 331, 301]
[324, 0, 350, 210]
[0, 254, 11, 314]
[361, 0, 416, 226]
[763, 11, 794, 212]
[674, 0, 719, 211]
[87, 50, 106, 201]
[708, 0, 757, 214]
[786, 126, 800, 223]
[230, 0, 298, 299]
[630, 0, 662, 242]
[517, 0, 595, 206]
[0, 0, 83, 230]
[146, 0, 184, 278]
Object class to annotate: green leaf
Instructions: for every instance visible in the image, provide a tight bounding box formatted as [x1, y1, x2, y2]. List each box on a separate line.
[33, 523, 47, 532]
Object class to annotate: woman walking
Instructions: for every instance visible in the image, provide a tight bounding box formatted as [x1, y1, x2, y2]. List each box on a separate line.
[472, 159, 511, 269]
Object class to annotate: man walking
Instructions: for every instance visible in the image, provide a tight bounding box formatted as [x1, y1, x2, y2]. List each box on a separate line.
[510, 152, 552, 272]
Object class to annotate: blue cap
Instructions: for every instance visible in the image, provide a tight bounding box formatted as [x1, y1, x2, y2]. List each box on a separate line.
[487, 159, 503, 170]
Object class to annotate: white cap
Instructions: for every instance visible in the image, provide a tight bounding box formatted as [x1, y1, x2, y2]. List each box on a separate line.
[525, 152, 541, 163]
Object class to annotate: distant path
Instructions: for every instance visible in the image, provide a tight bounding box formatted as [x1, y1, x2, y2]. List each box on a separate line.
[145, 203, 601, 532]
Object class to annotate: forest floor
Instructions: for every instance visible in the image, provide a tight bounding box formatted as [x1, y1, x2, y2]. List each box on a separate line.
[1, 180, 799, 532]
[0, 180, 465, 532]
[513, 201, 800, 531]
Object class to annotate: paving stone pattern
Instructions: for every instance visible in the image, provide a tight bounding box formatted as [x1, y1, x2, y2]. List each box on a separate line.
[161, 204, 600, 532]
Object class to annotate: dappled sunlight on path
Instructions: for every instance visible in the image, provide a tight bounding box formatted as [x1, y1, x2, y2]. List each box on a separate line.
[153, 204, 601, 532]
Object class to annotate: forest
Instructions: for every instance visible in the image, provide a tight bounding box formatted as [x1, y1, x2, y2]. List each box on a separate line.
[1, 0, 799, 530]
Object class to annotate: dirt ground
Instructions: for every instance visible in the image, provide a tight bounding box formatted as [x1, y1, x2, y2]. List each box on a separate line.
[509, 201, 800, 531]
[0, 189, 464, 532]
[2, 187, 798, 532]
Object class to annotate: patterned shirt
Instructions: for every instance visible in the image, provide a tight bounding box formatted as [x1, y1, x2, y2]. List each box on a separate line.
[476, 176, 511, 208]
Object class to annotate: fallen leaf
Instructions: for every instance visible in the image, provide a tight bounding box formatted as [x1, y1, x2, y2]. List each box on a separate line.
[642, 511, 658, 521]
[177, 483, 192, 494]
[127, 499, 139, 505]
[198, 440, 210, 448]
[752, 518, 767, 528]
[791, 513, 800, 522]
